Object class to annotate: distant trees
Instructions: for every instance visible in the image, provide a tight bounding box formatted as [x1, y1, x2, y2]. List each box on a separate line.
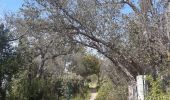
[82, 55, 100, 76]
[71, 54, 100, 78]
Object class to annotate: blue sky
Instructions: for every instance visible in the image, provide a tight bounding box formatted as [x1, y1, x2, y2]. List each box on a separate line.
[0, 0, 132, 17]
[122, 4, 133, 14]
[0, 0, 24, 17]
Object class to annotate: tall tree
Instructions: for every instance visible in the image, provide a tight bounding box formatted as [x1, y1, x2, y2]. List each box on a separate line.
[9, 0, 170, 84]
[0, 24, 20, 100]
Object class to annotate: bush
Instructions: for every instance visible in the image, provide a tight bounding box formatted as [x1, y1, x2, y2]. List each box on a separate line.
[146, 75, 170, 100]
[9, 71, 88, 100]
[96, 77, 127, 100]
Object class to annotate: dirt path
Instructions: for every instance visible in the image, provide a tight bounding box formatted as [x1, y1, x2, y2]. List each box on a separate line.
[90, 88, 98, 100]
[90, 92, 98, 100]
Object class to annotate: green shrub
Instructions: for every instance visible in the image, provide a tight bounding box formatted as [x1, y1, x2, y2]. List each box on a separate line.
[146, 75, 170, 100]
[71, 91, 91, 100]
[9, 71, 87, 100]
[96, 77, 127, 100]
[96, 80, 113, 100]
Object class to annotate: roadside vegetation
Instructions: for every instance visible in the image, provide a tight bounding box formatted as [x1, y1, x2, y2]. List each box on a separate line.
[0, 0, 170, 100]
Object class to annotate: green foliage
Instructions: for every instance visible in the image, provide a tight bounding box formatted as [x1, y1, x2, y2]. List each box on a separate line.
[96, 76, 127, 100]
[88, 74, 98, 88]
[96, 79, 113, 100]
[0, 23, 21, 100]
[71, 91, 91, 100]
[9, 70, 54, 100]
[82, 54, 100, 75]
[146, 75, 170, 100]
[9, 69, 88, 100]
[0, 24, 10, 53]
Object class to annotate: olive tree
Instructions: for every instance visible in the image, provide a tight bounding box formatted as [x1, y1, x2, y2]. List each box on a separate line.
[19, 0, 169, 82]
